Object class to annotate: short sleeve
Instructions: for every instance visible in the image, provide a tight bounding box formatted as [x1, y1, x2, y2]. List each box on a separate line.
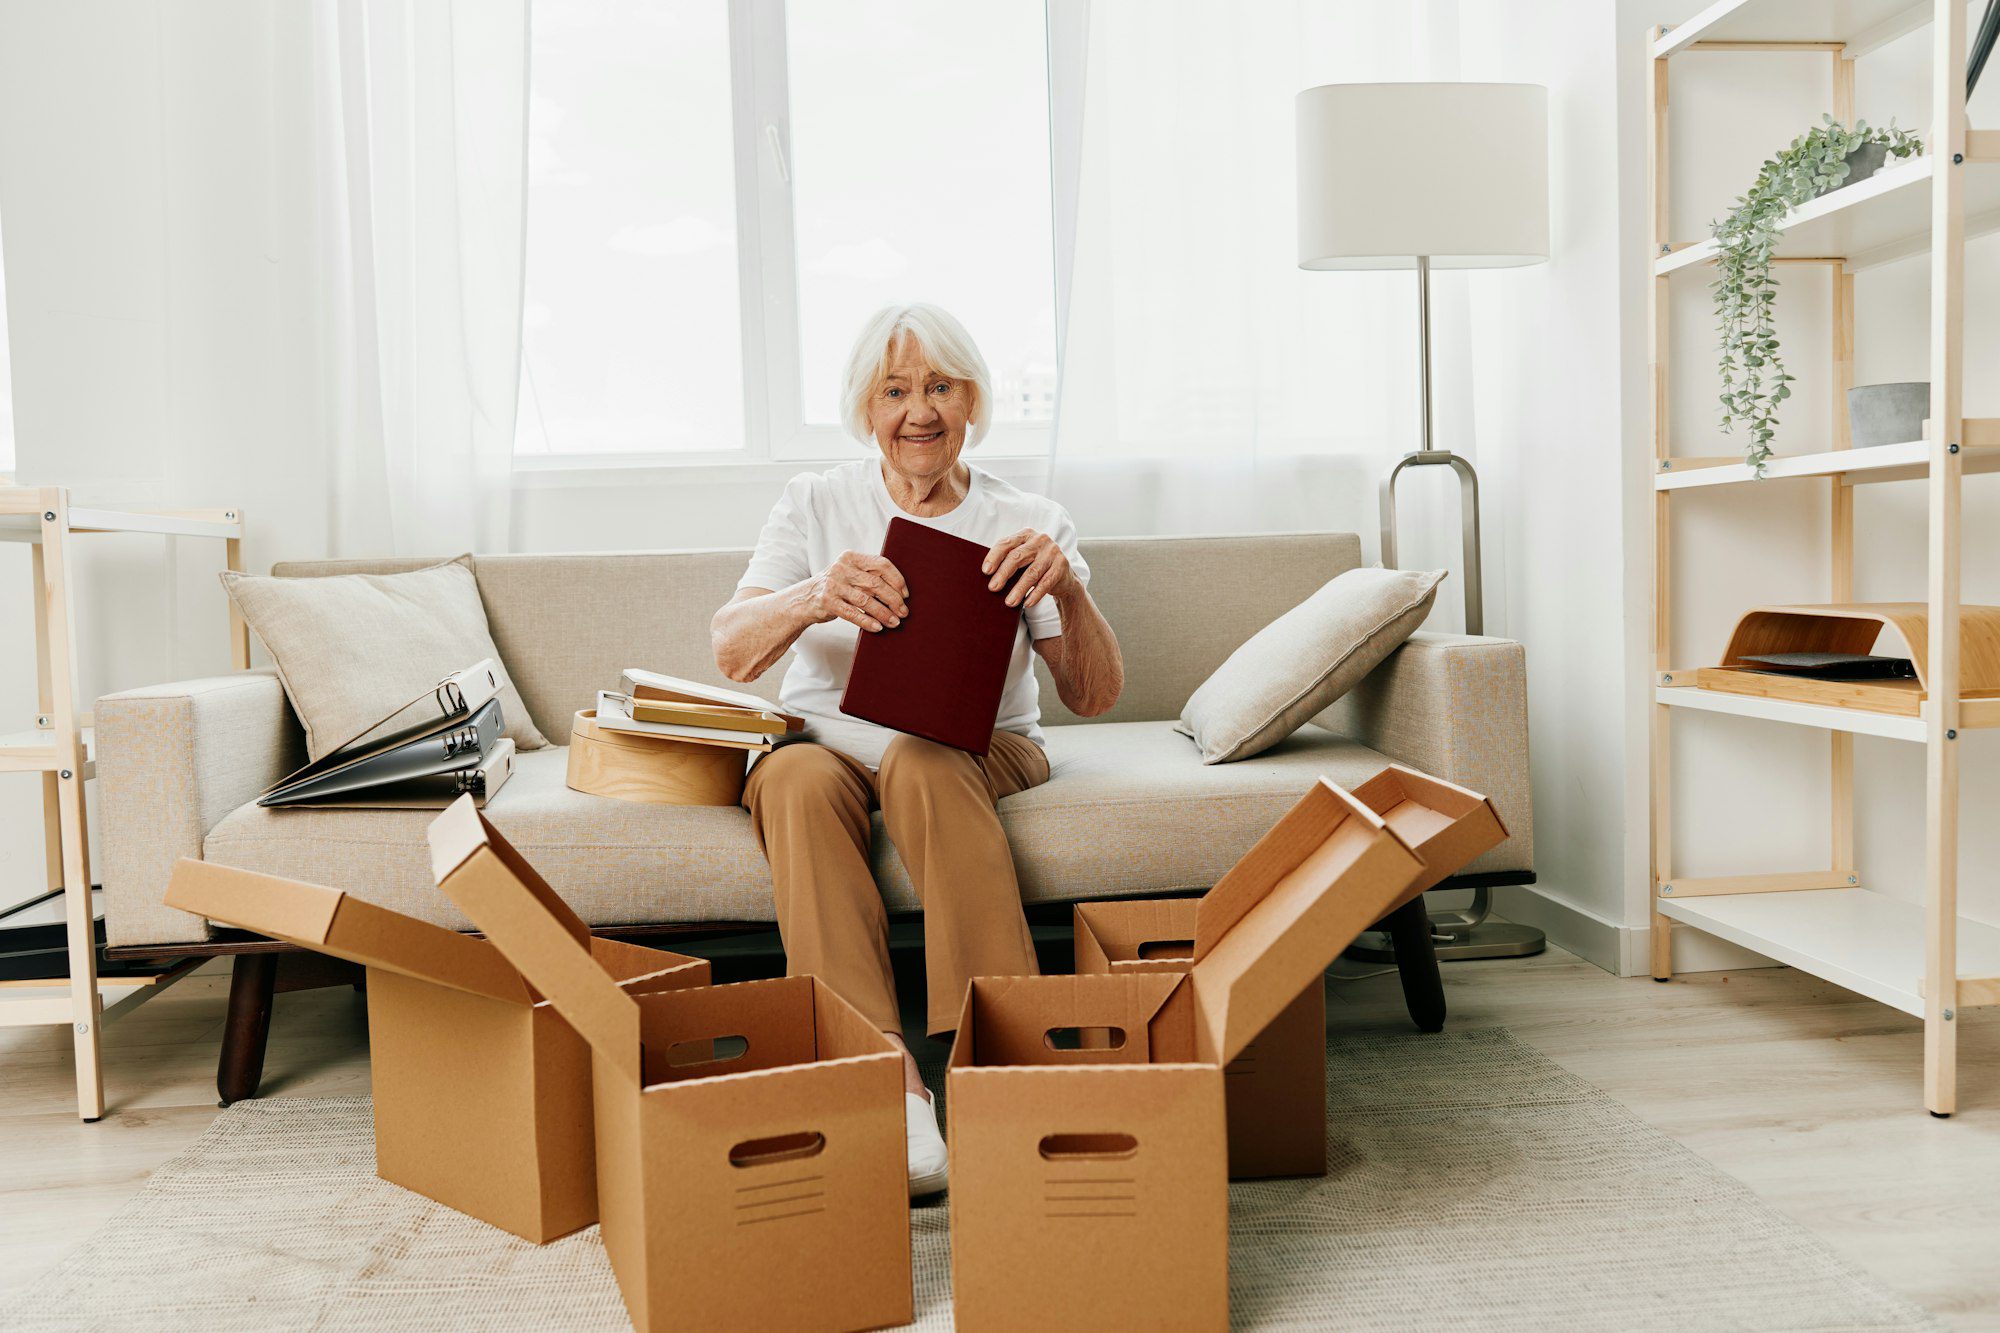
[737, 474, 816, 594]
[1024, 501, 1088, 640]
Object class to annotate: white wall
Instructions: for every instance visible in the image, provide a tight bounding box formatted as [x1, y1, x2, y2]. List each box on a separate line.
[0, 3, 325, 906]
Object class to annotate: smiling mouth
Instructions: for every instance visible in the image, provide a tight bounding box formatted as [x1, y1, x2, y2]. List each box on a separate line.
[900, 431, 944, 444]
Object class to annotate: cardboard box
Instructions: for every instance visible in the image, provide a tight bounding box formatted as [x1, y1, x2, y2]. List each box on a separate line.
[949, 777, 1428, 1331]
[425, 796, 911, 1333]
[1071, 763, 1510, 1181]
[163, 858, 709, 1243]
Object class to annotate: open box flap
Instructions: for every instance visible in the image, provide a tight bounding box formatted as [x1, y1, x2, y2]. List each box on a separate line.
[1350, 763, 1510, 896]
[427, 797, 642, 1080]
[1189, 778, 1425, 1064]
[164, 859, 532, 1005]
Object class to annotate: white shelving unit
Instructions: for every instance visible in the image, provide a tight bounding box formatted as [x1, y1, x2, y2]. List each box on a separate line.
[1648, 0, 1994, 1115]
[0, 486, 247, 1120]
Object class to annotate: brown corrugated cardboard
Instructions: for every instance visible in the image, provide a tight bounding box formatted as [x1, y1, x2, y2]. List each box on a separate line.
[1072, 762, 1511, 1181]
[426, 797, 911, 1333]
[950, 777, 1428, 1331]
[1073, 898, 1324, 1180]
[163, 858, 708, 1243]
[1349, 762, 1510, 912]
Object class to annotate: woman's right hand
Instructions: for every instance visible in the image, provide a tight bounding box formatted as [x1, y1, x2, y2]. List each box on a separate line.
[808, 551, 910, 633]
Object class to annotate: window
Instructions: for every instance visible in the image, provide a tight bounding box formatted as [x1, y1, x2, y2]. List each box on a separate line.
[0, 206, 14, 476]
[516, 3, 744, 456]
[517, 0, 1058, 465]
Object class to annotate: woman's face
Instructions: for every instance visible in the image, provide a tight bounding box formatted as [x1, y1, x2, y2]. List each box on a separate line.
[867, 335, 973, 486]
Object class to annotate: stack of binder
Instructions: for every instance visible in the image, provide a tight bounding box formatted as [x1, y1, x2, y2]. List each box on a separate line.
[592, 668, 800, 754]
[259, 659, 518, 809]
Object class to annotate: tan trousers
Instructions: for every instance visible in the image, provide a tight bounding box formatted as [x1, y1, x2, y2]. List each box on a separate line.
[743, 730, 1049, 1035]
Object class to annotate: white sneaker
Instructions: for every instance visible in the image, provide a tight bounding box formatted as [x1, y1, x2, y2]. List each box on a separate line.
[906, 1091, 949, 1197]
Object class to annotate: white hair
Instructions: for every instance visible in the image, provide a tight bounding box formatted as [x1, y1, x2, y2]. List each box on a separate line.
[839, 303, 993, 448]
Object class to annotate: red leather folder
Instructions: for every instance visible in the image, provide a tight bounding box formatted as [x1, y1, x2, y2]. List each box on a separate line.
[839, 517, 1024, 755]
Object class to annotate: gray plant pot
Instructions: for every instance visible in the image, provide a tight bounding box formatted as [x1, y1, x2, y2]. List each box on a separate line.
[1847, 381, 1929, 448]
[1830, 141, 1890, 193]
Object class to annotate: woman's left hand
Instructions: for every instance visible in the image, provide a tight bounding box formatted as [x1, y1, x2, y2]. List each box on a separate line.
[983, 529, 1079, 609]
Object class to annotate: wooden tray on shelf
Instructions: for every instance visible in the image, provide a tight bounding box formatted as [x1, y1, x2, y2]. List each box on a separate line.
[1694, 603, 2000, 717]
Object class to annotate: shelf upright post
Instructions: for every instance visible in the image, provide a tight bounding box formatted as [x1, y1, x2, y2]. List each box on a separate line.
[1648, 29, 1675, 980]
[1831, 55, 1858, 883]
[1924, 0, 1968, 1117]
[37, 489, 105, 1120]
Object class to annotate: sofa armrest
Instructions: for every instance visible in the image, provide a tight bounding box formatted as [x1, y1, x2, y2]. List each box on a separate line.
[96, 670, 305, 948]
[1317, 632, 1533, 877]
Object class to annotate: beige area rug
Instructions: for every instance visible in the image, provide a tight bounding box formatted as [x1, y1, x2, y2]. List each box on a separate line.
[5, 1028, 1933, 1331]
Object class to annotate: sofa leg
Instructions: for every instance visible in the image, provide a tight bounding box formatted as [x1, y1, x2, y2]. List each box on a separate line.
[1384, 898, 1447, 1033]
[218, 954, 278, 1107]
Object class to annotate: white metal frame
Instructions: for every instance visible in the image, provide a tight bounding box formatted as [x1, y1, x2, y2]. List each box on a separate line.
[1647, 0, 1989, 1116]
[0, 486, 246, 1121]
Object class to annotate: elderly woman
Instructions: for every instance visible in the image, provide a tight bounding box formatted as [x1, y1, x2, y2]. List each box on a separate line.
[711, 303, 1123, 1195]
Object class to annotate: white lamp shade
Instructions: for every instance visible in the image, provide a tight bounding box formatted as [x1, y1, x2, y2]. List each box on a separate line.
[1296, 82, 1549, 271]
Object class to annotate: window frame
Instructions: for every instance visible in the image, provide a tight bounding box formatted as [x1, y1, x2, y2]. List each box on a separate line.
[514, 0, 1057, 473]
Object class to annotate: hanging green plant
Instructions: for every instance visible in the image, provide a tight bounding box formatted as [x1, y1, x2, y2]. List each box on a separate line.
[1710, 116, 1922, 475]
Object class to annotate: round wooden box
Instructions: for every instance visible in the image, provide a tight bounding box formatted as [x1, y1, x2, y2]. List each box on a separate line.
[565, 709, 748, 806]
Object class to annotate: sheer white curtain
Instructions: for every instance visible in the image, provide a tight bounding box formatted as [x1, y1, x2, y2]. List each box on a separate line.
[1048, 0, 1483, 612]
[312, 0, 528, 556]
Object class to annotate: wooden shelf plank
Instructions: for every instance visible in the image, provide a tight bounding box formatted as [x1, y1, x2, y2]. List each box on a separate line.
[0, 727, 93, 775]
[1654, 0, 1933, 60]
[0, 505, 243, 542]
[1657, 441, 2000, 489]
[1654, 154, 2000, 276]
[1659, 887, 2000, 1017]
[1656, 683, 1928, 739]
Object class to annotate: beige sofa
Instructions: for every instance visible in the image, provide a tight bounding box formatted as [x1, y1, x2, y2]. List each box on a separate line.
[95, 533, 1532, 1092]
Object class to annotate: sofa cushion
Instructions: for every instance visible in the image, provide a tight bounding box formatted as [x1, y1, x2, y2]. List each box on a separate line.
[220, 555, 550, 760]
[200, 720, 1403, 930]
[1177, 567, 1444, 764]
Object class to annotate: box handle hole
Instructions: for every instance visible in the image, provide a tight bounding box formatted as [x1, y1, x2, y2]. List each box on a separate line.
[667, 1033, 749, 1067]
[1039, 1132, 1138, 1160]
[1135, 938, 1195, 960]
[729, 1131, 826, 1167]
[1044, 1025, 1125, 1051]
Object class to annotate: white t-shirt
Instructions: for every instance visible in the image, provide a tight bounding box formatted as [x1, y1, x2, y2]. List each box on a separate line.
[736, 459, 1089, 770]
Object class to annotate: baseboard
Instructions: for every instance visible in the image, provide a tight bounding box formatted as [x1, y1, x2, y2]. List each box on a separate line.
[1492, 884, 1780, 978]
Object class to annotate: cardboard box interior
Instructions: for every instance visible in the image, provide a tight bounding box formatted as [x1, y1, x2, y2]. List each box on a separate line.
[1349, 763, 1509, 912]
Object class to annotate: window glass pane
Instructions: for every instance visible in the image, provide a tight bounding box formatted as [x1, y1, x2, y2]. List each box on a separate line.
[787, 1, 1056, 435]
[0, 207, 13, 475]
[518, 1, 743, 455]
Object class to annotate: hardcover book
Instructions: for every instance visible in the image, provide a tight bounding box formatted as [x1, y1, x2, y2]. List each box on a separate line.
[838, 516, 1024, 755]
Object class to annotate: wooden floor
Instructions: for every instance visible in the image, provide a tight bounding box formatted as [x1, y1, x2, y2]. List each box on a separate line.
[3, 943, 1996, 1326]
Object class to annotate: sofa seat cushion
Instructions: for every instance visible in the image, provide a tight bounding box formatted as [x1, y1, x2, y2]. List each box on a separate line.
[200, 721, 1401, 931]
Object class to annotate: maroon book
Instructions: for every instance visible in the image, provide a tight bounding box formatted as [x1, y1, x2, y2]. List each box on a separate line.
[839, 516, 1024, 755]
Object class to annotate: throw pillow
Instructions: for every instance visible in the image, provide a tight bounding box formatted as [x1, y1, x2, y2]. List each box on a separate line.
[220, 555, 550, 761]
[1175, 567, 1445, 764]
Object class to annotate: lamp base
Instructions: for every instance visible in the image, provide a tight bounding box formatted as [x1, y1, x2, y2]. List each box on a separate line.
[1345, 886, 1547, 963]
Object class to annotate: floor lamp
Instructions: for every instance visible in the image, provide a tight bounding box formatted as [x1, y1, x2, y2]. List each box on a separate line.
[1296, 81, 1550, 961]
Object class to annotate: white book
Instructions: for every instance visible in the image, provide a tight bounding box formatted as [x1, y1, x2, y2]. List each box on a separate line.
[619, 668, 802, 731]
